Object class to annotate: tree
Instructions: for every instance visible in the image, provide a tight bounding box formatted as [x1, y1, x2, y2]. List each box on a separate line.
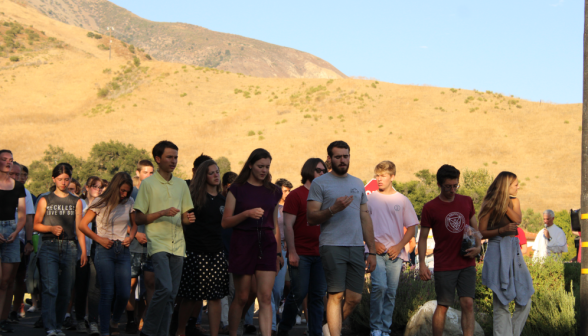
[27, 146, 85, 195]
[215, 156, 231, 178]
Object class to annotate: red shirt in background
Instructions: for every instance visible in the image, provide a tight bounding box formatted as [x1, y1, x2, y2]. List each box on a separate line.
[283, 186, 321, 256]
[420, 194, 476, 272]
[516, 227, 527, 247]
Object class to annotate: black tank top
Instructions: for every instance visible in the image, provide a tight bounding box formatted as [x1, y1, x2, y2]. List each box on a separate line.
[42, 192, 79, 240]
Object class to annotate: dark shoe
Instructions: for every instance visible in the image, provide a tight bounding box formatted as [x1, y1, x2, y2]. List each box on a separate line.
[34, 315, 44, 328]
[110, 321, 120, 335]
[125, 320, 138, 334]
[219, 325, 230, 335]
[169, 309, 179, 336]
[276, 328, 288, 336]
[25, 298, 33, 305]
[62, 316, 74, 329]
[7, 311, 19, 323]
[0, 320, 14, 332]
[244, 324, 257, 334]
[186, 323, 207, 336]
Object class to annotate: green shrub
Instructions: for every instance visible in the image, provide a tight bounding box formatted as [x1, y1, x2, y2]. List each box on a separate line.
[97, 44, 108, 50]
[303, 114, 311, 118]
[145, 54, 152, 60]
[9, 56, 18, 62]
[180, 93, 187, 97]
[128, 44, 135, 53]
[215, 156, 231, 177]
[133, 56, 141, 67]
[94, 34, 102, 39]
[97, 87, 109, 97]
[87, 32, 95, 38]
[247, 130, 255, 136]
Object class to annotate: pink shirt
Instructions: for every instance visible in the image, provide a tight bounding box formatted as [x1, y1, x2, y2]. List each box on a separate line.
[366, 191, 419, 261]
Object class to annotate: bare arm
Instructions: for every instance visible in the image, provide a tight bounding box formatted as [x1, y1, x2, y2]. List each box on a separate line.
[273, 204, 284, 270]
[181, 211, 196, 225]
[388, 225, 416, 259]
[479, 213, 518, 239]
[7, 198, 27, 243]
[221, 191, 261, 228]
[75, 200, 87, 267]
[307, 196, 353, 226]
[33, 197, 59, 235]
[418, 226, 432, 281]
[360, 203, 376, 253]
[506, 198, 522, 223]
[521, 244, 528, 255]
[284, 213, 299, 266]
[135, 207, 182, 226]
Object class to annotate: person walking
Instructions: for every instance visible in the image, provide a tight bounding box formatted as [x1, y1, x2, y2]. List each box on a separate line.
[222, 148, 283, 336]
[479, 171, 533, 336]
[80, 172, 138, 336]
[34, 163, 87, 336]
[134, 141, 195, 336]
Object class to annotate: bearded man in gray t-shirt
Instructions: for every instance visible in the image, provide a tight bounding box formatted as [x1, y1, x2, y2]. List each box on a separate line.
[307, 141, 376, 336]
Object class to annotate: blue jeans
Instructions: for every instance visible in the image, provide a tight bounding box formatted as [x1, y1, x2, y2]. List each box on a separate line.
[271, 248, 287, 331]
[142, 252, 184, 336]
[95, 242, 131, 335]
[369, 254, 403, 332]
[38, 239, 77, 332]
[279, 255, 327, 336]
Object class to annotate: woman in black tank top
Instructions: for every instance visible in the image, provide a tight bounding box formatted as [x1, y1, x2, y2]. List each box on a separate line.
[33, 164, 86, 335]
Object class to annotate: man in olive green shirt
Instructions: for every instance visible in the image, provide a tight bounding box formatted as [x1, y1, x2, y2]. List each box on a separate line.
[134, 141, 195, 336]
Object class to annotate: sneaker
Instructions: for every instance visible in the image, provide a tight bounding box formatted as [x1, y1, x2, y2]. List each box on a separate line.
[370, 330, 382, 336]
[237, 320, 245, 336]
[47, 331, 58, 336]
[28, 306, 40, 313]
[34, 316, 44, 328]
[125, 320, 138, 334]
[76, 321, 87, 333]
[0, 319, 14, 332]
[382, 332, 390, 336]
[244, 324, 257, 334]
[8, 311, 19, 323]
[301, 317, 306, 324]
[110, 321, 120, 335]
[57, 330, 67, 336]
[62, 316, 74, 329]
[88, 322, 100, 336]
[322, 324, 330, 336]
[295, 316, 301, 325]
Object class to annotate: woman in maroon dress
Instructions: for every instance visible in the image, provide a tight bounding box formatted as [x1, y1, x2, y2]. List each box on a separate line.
[222, 148, 283, 336]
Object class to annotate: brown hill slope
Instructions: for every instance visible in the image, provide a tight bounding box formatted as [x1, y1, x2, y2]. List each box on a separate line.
[19, 0, 346, 79]
[0, 0, 582, 212]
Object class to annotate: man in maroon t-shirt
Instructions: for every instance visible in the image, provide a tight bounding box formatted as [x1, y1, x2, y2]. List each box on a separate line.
[418, 165, 481, 336]
[277, 158, 327, 336]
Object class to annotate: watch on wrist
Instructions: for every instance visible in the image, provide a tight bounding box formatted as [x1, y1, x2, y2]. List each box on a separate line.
[277, 253, 282, 257]
[25, 240, 32, 245]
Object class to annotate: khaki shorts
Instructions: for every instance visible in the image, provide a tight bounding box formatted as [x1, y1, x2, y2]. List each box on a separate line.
[434, 266, 476, 306]
[319, 246, 365, 294]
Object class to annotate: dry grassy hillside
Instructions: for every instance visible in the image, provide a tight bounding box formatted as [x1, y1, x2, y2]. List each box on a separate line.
[19, 0, 346, 79]
[0, 0, 582, 212]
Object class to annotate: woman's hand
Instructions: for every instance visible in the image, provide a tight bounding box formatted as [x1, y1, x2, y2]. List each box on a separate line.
[247, 208, 264, 219]
[51, 226, 63, 237]
[80, 251, 87, 267]
[135, 232, 148, 245]
[6, 232, 17, 243]
[122, 237, 132, 247]
[277, 254, 284, 271]
[98, 237, 113, 249]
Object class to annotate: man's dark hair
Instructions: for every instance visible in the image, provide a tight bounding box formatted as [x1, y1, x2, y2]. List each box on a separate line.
[193, 153, 213, 170]
[21, 165, 28, 174]
[136, 159, 154, 171]
[436, 164, 460, 186]
[301, 158, 326, 184]
[327, 141, 350, 157]
[222, 171, 237, 186]
[0, 150, 12, 156]
[152, 141, 178, 161]
[275, 178, 293, 189]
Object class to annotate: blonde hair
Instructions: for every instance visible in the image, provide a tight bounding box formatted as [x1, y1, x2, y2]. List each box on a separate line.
[478, 171, 517, 229]
[374, 161, 396, 176]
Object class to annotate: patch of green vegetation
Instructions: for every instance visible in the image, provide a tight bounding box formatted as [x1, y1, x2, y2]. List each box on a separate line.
[97, 44, 108, 50]
[303, 114, 311, 118]
[450, 88, 457, 93]
[9, 56, 19, 62]
[248, 130, 255, 136]
[180, 93, 187, 97]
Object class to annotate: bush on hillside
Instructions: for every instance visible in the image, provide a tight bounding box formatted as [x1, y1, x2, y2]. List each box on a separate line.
[97, 44, 108, 50]
[97, 87, 109, 98]
[128, 44, 135, 53]
[9, 56, 18, 62]
[216, 157, 231, 178]
[348, 257, 579, 335]
[93, 34, 102, 39]
[133, 56, 140, 67]
[145, 54, 152, 60]
[86, 32, 94, 38]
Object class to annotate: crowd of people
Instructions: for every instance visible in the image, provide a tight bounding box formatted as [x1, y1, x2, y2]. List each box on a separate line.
[0, 139, 568, 336]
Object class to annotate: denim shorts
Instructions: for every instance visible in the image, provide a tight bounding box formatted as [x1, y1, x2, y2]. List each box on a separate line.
[130, 252, 154, 278]
[0, 220, 21, 263]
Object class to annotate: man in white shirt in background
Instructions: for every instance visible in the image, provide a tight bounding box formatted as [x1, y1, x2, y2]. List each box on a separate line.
[533, 209, 568, 260]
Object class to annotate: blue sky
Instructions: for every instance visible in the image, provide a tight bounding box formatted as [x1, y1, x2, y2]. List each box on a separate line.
[111, 0, 583, 104]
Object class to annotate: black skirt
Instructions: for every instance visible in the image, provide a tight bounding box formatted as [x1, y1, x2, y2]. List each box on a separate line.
[178, 250, 229, 300]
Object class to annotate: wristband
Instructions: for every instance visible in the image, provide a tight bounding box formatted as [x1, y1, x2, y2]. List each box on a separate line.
[368, 253, 376, 256]
[25, 240, 32, 245]
[328, 207, 334, 216]
[277, 253, 282, 257]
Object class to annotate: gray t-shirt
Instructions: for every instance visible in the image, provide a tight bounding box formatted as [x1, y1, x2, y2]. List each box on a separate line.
[130, 186, 147, 253]
[307, 173, 368, 247]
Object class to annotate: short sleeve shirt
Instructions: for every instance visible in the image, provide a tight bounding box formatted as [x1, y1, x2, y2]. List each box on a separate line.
[420, 194, 476, 272]
[283, 185, 321, 256]
[133, 170, 194, 257]
[367, 191, 419, 261]
[91, 197, 135, 241]
[516, 227, 527, 246]
[0, 181, 26, 221]
[307, 173, 368, 247]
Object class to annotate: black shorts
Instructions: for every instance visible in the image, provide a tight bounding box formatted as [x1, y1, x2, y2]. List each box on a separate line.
[434, 266, 476, 306]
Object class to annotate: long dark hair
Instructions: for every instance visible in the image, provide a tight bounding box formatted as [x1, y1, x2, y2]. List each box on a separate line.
[234, 148, 276, 191]
[189, 160, 222, 210]
[52, 163, 72, 178]
[89, 172, 133, 223]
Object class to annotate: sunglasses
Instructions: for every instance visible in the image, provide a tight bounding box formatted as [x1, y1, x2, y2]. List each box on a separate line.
[315, 168, 327, 174]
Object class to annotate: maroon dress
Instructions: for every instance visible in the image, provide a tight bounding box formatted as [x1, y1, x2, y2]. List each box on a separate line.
[228, 182, 282, 275]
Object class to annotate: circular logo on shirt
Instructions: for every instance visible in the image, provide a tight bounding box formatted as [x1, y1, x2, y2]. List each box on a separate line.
[219, 206, 225, 215]
[445, 212, 466, 233]
[394, 205, 401, 212]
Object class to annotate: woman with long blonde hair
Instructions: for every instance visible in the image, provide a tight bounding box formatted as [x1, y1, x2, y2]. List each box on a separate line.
[479, 172, 533, 336]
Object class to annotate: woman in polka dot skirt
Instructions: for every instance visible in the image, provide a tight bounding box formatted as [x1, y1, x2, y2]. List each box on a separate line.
[176, 160, 229, 336]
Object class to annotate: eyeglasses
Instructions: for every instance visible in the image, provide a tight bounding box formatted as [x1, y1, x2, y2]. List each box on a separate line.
[441, 184, 460, 191]
[90, 185, 102, 189]
[315, 168, 327, 174]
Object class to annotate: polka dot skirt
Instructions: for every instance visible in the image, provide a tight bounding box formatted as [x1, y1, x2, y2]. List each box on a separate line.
[178, 250, 229, 301]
